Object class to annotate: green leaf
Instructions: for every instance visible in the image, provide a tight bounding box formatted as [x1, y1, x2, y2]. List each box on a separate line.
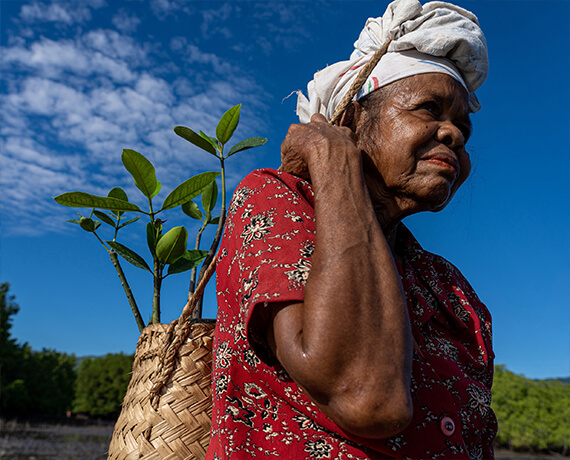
[155, 226, 188, 264]
[150, 181, 161, 199]
[118, 216, 141, 229]
[174, 126, 218, 156]
[160, 171, 220, 211]
[227, 137, 267, 158]
[121, 149, 158, 199]
[199, 131, 219, 150]
[201, 180, 218, 214]
[216, 104, 241, 145]
[79, 217, 99, 233]
[108, 187, 129, 217]
[181, 200, 202, 220]
[66, 219, 81, 225]
[146, 222, 157, 255]
[93, 210, 116, 228]
[54, 192, 142, 212]
[107, 241, 152, 273]
[108, 187, 128, 202]
[167, 250, 208, 275]
[209, 216, 220, 225]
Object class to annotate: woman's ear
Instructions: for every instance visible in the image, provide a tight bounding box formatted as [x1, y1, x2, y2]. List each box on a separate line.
[338, 101, 363, 132]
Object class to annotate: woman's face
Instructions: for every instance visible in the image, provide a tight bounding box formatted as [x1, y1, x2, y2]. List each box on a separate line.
[356, 73, 472, 215]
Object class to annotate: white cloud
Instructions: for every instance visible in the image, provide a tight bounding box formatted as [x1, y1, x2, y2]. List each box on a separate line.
[150, 0, 192, 20]
[1, 25, 268, 236]
[20, 2, 92, 24]
[83, 30, 148, 63]
[6, 77, 91, 118]
[112, 9, 141, 34]
[134, 74, 175, 105]
[187, 2, 320, 58]
[170, 37, 241, 78]
[185, 44, 233, 75]
[4, 39, 92, 75]
[18, 0, 105, 25]
[3, 36, 137, 83]
[200, 3, 233, 39]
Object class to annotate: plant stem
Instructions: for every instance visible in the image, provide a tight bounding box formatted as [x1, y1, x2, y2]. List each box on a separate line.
[192, 157, 227, 319]
[109, 251, 145, 333]
[151, 257, 162, 324]
[188, 224, 206, 301]
[92, 229, 145, 332]
[147, 196, 163, 324]
[93, 232, 111, 252]
[148, 195, 155, 217]
[113, 215, 120, 241]
[92, 232, 144, 332]
[221, 157, 227, 209]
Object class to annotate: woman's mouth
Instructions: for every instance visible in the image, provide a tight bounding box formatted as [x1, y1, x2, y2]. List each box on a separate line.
[422, 153, 459, 178]
[426, 158, 456, 171]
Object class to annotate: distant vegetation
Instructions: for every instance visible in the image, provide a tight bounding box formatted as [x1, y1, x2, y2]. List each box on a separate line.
[73, 353, 133, 417]
[1, 282, 76, 416]
[1, 282, 569, 454]
[1, 282, 131, 419]
[492, 364, 570, 455]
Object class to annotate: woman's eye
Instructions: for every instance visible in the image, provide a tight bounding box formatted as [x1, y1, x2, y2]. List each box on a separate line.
[419, 102, 438, 114]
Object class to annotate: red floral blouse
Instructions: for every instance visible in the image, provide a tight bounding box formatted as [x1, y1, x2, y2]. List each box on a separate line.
[206, 169, 497, 459]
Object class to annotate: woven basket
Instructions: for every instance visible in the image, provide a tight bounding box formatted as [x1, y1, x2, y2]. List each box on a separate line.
[108, 254, 218, 460]
[108, 319, 215, 459]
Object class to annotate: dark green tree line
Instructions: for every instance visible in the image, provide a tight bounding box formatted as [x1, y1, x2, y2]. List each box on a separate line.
[0, 282, 22, 404]
[1, 282, 76, 416]
[493, 364, 570, 454]
[1, 282, 133, 418]
[73, 353, 133, 418]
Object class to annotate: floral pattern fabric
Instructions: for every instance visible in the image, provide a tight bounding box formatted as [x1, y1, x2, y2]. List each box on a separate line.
[206, 169, 497, 459]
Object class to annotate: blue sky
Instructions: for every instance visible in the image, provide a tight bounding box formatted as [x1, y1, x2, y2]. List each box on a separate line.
[1, 0, 568, 380]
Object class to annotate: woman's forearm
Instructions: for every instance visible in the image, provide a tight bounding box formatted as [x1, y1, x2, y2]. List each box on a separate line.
[271, 121, 413, 438]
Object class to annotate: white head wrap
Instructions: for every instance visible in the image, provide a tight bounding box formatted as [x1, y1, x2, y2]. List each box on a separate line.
[297, 0, 488, 122]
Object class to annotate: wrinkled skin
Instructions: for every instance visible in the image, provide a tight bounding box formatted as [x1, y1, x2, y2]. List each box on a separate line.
[282, 73, 471, 234]
[264, 73, 471, 439]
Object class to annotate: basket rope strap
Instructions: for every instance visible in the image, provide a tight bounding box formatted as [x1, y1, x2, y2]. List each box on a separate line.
[328, 38, 392, 125]
[148, 253, 219, 409]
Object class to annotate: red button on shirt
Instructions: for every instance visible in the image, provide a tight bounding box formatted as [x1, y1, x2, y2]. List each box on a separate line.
[440, 416, 456, 436]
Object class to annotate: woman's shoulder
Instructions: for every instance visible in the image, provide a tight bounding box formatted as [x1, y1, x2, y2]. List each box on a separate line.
[229, 168, 315, 210]
[238, 168, 311, 190]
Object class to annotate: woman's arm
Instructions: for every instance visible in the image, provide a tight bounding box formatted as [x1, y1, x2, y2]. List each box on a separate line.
[263, 113, 413, 440]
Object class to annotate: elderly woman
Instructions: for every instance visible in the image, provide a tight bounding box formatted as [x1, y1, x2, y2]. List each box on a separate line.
[207, 0, 496, 458]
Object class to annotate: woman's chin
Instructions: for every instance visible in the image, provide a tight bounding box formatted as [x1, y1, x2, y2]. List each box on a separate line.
[415, 185, 454, 213]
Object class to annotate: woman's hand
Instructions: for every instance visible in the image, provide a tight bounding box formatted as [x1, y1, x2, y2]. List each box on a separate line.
[280, 111, 399, 232]
[280, 113, 361, 183]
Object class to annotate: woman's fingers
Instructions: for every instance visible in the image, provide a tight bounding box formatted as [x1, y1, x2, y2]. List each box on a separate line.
[280, 111, 360, 180]
[280, 124, 311, 180]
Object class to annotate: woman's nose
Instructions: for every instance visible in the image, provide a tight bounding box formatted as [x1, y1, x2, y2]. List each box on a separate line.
[436, 122, 465, 150]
